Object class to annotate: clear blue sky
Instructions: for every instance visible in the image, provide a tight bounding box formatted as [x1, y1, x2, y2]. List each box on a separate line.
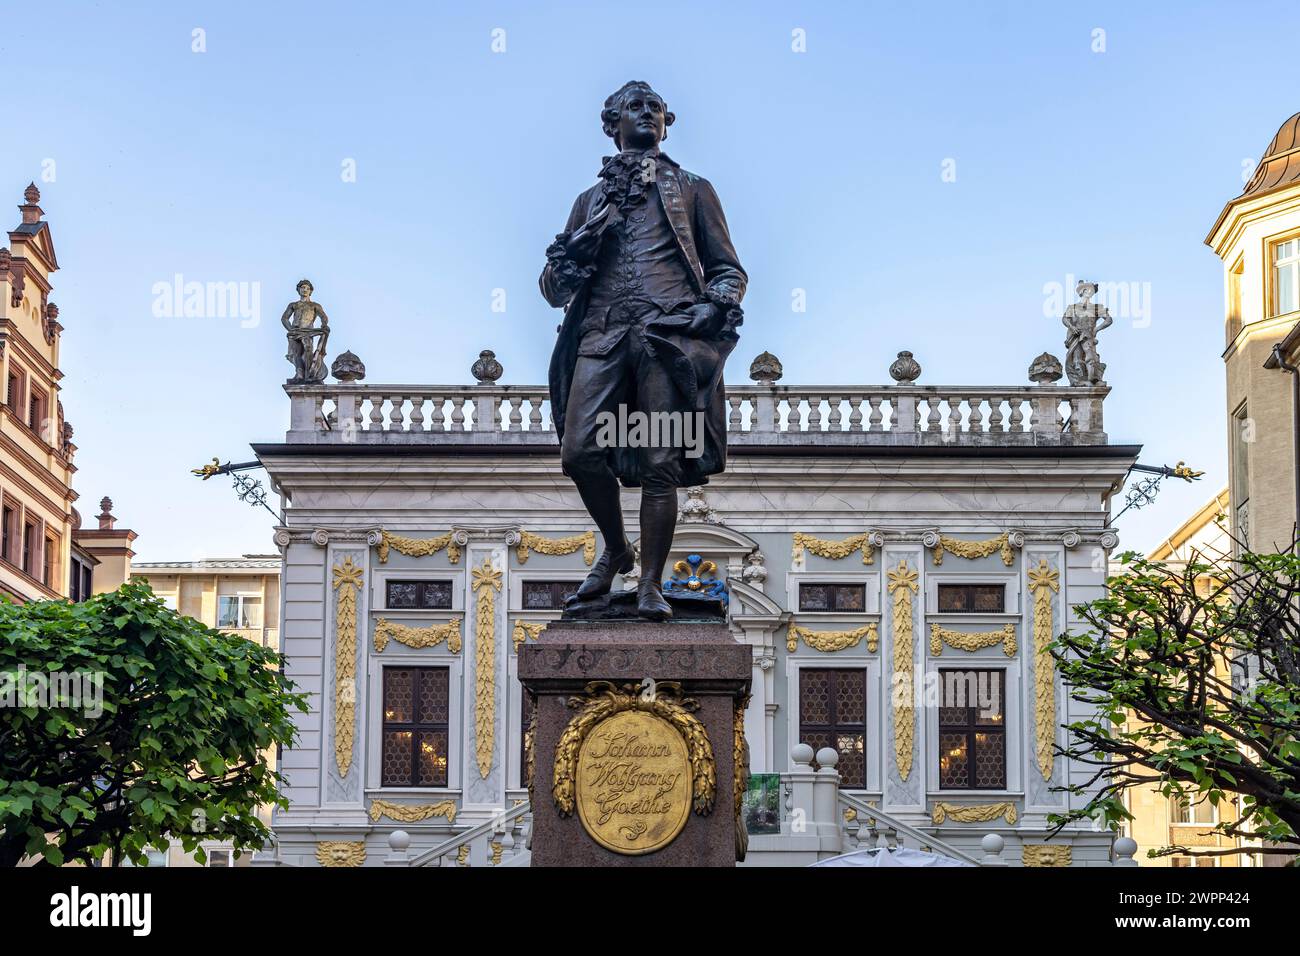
[3, 0, 1297, 561]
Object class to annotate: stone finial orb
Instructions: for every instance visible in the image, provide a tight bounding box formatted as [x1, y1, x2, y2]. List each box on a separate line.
[748, 351, 783, 384]
[23, 182, 40, 204]
[889, 350, 922, 383]
[472, 349, 504, 385]
[387, 830, 411, 852]
[791, 743, 815, 768]
[331, 350, 366, 383]
[815, 746, 840, 769]
[1028, 352, 1063, 385]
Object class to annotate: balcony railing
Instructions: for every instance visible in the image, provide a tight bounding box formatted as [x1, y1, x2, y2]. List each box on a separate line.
[285, 382, 1109, 447]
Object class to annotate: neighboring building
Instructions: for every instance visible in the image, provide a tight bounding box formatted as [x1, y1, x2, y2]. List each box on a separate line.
[132, 555, 281, 650]
[1120, 488, 1248, 867]
[1207, 111, 1300, 553]
[253, 338, 1136, 867]
[128, 555, 282, 867]
[0, 182, 134, 601]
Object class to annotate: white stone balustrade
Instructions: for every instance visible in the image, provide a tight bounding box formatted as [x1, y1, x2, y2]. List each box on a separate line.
[286, 382, 1109, 446]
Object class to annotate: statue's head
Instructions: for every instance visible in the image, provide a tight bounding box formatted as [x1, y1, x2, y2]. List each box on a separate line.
[297, 279, 314, 297]
[1076, 280, 1098, 303]
[602, 81, 674, 151]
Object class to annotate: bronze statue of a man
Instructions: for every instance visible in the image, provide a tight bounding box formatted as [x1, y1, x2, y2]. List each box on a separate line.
[541, 81, 746, 620]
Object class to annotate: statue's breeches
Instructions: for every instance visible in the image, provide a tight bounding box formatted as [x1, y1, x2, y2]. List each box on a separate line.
[560, 329, 686, 493]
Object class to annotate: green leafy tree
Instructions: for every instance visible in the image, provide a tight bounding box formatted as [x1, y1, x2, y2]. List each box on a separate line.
[0, 581, 306, 866]
[1051, 548, 1300, 861]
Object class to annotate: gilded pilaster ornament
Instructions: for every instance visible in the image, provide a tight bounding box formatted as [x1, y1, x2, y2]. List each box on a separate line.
[929, 622, 1017, 657]
[367, 799, 458, 824]
[375, 528, 461, 564]
[930, 801, 1017, 825]
[553, 681, 715, 818]
[791, 530, 876, 565]
[457, 845, 470, 866]
[513, 529, 596, 565]
[512, 619, 548, 652]
[734, 694, 751, 862]
[315, 841, 366, 867]
[1027, 559, 1061, 781]
[524, 692, 537, 804]
[888, 560, 920, 781]
[331, 556, 363, 777]
[490, 842, 504, 865]
[471, 559, 502, 779]
[786, 621, 879, 654]
[373, 618, 462, 654]
[1022, 845, 1072, 867]
[929, 531, 1015, 567]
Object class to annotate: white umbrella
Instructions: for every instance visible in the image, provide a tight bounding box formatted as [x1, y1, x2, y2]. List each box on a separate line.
[810, 846, 973, 867]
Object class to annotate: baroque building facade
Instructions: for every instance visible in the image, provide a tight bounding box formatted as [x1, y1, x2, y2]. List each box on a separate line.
[254, 338, 1136, 867]
[0, 183, 133, 602]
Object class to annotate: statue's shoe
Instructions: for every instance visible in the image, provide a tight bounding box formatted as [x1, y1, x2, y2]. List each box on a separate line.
[566, 544, 635, 604]
[636, 581, 673, 622]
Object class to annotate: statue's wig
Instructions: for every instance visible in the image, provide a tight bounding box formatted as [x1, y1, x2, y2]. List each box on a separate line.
[601, 81, 675, 148]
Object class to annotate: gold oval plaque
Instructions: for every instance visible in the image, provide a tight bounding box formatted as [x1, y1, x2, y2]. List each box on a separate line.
[576, 709, 692, 855]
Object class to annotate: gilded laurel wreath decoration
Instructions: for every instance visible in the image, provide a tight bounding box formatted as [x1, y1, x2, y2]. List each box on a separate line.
[514, 530, 596, 565]
[472, 559, 502, 779]
[791, 531, 876, 565]
[331, 556, 363, 778]
[888, 560, 919, 781]
[929, 531, 1014, 566]
[553, 681, 715, 818]
[786, 621, 879, 653]
[1027, 559, 1061, 781]
[373, 618, 462, 654]
[929, 622, 1017, 657]
[368, 799, 458, 824]
[376, 529, 461, 564]
[512, 620, 548, 652]
[930, 801, 1018, 825]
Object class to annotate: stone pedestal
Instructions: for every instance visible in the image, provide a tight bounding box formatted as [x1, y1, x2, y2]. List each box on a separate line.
[519, 618, 751, 867]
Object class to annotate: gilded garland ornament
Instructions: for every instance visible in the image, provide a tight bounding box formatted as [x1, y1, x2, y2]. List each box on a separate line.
[786, 621, 879, 653]
[524, 692, 537, 804]
[1022, 845, 1072, 867]
[791, 530, 876, 565]
[512, 620, 548, 652]
[513, 529, 596, 565]
[375, 528, 461, 564]
[316, 841, 366, 867]
[929, 531, 1015, 567]
[930, 801, 1017, 825]
[373, 618, 462, 654]
[471, 559, 502, 779]
[331, 556, 363, 777]
[553, 681, 715, 819]
[1027, 559, 1060, 781]
[929, 622, 1017, 657]
[888, 560, 919, 781]
[368, 799, 458, 824]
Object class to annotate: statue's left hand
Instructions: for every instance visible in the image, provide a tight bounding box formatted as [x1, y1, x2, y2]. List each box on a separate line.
[684, 302, 721, 338]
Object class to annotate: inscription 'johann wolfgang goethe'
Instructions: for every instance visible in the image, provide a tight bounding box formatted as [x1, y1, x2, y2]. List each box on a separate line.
[576, 710, 691, 854]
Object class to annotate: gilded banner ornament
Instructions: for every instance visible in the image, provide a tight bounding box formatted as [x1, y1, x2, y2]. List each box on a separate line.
[512, 620, 548, 652]
[930, 801, 1017, 825]
[786, 621, 879, 653]
[373, 618, 462, 654]
[791, 530, 877, 565]
[929, 531, 1015, 567]
[929, 622, 1017, 657]
[368, 799, 458, 824]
